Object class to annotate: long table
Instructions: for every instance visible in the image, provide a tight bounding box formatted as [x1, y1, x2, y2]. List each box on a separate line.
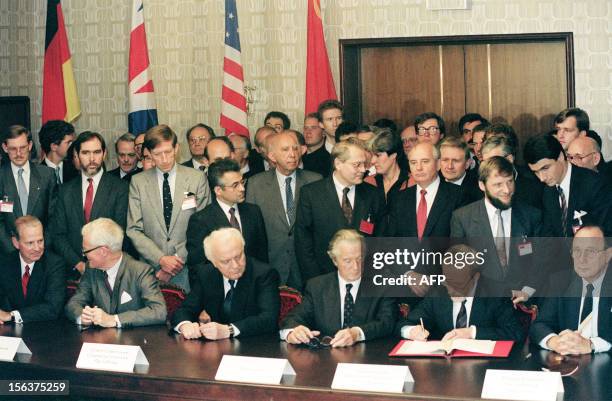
[0, 320, 610, 401]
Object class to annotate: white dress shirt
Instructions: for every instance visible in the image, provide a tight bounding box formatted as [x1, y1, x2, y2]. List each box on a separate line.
[156, 164, 177, 206]
[558, 162, 572, 208]
[276, 169, 297, 223]
[483, 198, 512, 259]
[217, 199, 242, 228]
[11, 254, 37, 323]
[10, 161, 30, 194]
[415, 176, 440, 217]
[332, 173, 356, 209]
[447, 171, 467, 186]
[44, 158, 63, 183]
[81, 169, 104, 208]
[191, 158, 205, 171]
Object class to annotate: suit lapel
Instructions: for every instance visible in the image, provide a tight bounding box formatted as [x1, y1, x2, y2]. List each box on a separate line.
[352, 185, 369, 228]
[110, 258, 126, 314]
[2, 165, 21, 216]
[169, 167, 188, 233]
[324, 178, 347, 228]
[10, 256, 25, 304]
[231, 262, 252, 318]
[26, 258, 44, 301]
[70, 178, 85, 227]
[267, 172, 290, 229]
[27, 163, 42, 215]
[90, 174, 110, 220]
[145, 170, 166, 232]
[96, 269, 112, 312]
[329, 277, 342, 330]
[424, 182, 448, 236]
[352, 284, 372, 325]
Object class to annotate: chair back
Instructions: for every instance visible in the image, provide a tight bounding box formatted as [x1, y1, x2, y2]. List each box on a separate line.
[279, 286, 302, 323]
[160, 283, 186, 320]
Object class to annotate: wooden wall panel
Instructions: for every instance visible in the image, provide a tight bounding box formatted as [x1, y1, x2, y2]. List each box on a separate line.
[440, 45, 467, 136]
[464, 44, 491, 120]
[360, 46, 442, 128]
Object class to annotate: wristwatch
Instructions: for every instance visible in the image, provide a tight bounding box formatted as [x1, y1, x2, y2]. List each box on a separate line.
[228, 324, 235, 338]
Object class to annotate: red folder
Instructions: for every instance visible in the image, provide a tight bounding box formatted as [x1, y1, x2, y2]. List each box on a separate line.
[388, 340, 514, 358]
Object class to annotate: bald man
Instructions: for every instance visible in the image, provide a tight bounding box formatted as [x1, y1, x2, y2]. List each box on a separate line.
[567, 136, 601, 172]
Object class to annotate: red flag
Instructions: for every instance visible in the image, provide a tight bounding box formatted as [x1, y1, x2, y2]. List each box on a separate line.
[42, 0, 80, 124]
[305, 0, 337, 114]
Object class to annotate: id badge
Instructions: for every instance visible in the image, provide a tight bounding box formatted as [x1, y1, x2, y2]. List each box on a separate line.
[359, 216, 374, 235]
[518, 241, 533, 256]
[181, 193, 197, 210]
[0, 200, 14, 213]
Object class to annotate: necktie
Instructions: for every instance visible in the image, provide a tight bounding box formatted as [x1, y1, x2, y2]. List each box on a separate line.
[55, 166, 62, 184]
[580, 284, 594, 324]
[455, 300, 467, 328]
[17, 168, 28, 214]
[223, 280, 236, 320]
[557, 185, 568, 236]
[198, 165, 206, 171]
[162, 172, 172, 230]
[22, 265, 30, 297]
[229, 207, 241, 231]
[343, 283, 354, 329]
[103, 271, 113, 296]
[416, 189, 428, 240]
[341, 187, 353, 224]
[285, 177, 295, 225]
[83, 178, 94, 223]
[495, 209, 508, 272]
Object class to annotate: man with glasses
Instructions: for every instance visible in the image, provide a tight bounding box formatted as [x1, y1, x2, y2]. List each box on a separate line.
[51, 131, 129, 279]
[400, 125, 418, 159]
[414, 112, 445, 145]
[531, 225, 611, 354]
[186, 158, 267, 286]
[281, 229, 395, 347]
[65, 218, 166, 328]
[127, 125, 210, 292]
[133, 132, 145, 165]
[295, 138, 383, 284]
[182, 123, 215, 171]
[172, 227, 279, 340]
[567, 136, 602, 172]
[0, 216, 64, 324]
[0, 125, 57, 254]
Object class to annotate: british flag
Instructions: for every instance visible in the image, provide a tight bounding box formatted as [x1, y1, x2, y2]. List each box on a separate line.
[220, 0, 249, 138]
[128, 0, 158, 135]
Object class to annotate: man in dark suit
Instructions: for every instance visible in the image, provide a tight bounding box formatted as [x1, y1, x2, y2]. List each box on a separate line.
[50, 131, 129, 279]
[295, 137, 383, 284]
[0, 125, 57, 253]
[38, 120, 78, 184]
[186, 158, 268, 284]
[302, 113, 331, 177]
[247, 132, 322, 290]
[397, 244, 524, 342]
[482, 134, 543, 209]
[524, 134, 611, 237]
[107, 133, 141, 181]
[531, 226, 611, 354]
[172, 228, 279, 339]
[228, 134, 256, 179]
[65, 218, 166, 328]
[181, 123, 215, 170]
[451, 156, 549, 304]
[247, 126, 275, 175]
[0, 216, 64, 324]
[281, 229, 395, 346]
[438, 137, 482, 204]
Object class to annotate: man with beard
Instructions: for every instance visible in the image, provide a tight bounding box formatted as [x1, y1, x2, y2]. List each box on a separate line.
[451, 156, 548, 304]
[51, 131, 129, 279]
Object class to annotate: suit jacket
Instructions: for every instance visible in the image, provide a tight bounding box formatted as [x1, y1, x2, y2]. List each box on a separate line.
[530, 267, 612, 346]
[181, 159, 195, 169]
[246, 169, 322, 289]
[514, 165, 544, 210]
[64, 253, 167, 327]
[0, 251, 65, 322]
[50, 173, 129, 273]
[542, 164, 612, 237]
[247, 149, 265, 176]
[126, 164, 211, 291]
[281, 271, 396, 339]
[396, 277, 525, 341]
[302, 145, 331, 178]
[107, 167, 142, 182]
[0, 162, 57, 253]
[383, 179, 464, 238]
[171, 259, 280, 337]
[185, 200, 268, 268]
[450, 199, 549, 292]
[295, 176, 383, 284]
[41, 158, 78, 184]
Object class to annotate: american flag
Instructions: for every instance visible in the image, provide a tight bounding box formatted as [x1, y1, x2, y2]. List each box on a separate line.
[220, 0, 249, 138]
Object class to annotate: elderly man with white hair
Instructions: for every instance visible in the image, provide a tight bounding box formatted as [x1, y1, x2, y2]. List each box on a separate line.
[171, 227, 279, 340]
[65, 218, 167, 328]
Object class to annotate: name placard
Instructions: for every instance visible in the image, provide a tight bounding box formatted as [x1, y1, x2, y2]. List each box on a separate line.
[481, 369, 564, 401]
[0, 336, 31, 361]
[215, 355, 295, 385]
[76, 343, 149, 373]
[331, 363, 413, 393]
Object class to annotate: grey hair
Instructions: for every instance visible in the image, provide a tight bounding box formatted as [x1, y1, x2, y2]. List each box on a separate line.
[81, 218, 124, 252]
[327, 229, 363, 261]
[203, 227, 245, 262]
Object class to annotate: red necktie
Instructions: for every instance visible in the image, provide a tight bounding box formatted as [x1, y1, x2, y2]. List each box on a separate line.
[84, 178, 94, 223]
[22, 265, 30, 297]
[416, 189, 428, 240]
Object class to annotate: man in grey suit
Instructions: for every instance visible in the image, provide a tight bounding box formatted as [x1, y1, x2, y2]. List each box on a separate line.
[246, 132, 321, 289]
[127, 125, 210, 291]
[65, 218, 166, 328]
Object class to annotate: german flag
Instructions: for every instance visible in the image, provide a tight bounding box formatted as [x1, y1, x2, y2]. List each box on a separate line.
[42, 0, 80, 124]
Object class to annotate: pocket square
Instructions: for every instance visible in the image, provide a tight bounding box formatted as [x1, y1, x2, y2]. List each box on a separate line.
[120, 291, 133, 304]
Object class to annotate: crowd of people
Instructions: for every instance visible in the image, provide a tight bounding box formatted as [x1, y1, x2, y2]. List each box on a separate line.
[0, 100, 610, 357]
